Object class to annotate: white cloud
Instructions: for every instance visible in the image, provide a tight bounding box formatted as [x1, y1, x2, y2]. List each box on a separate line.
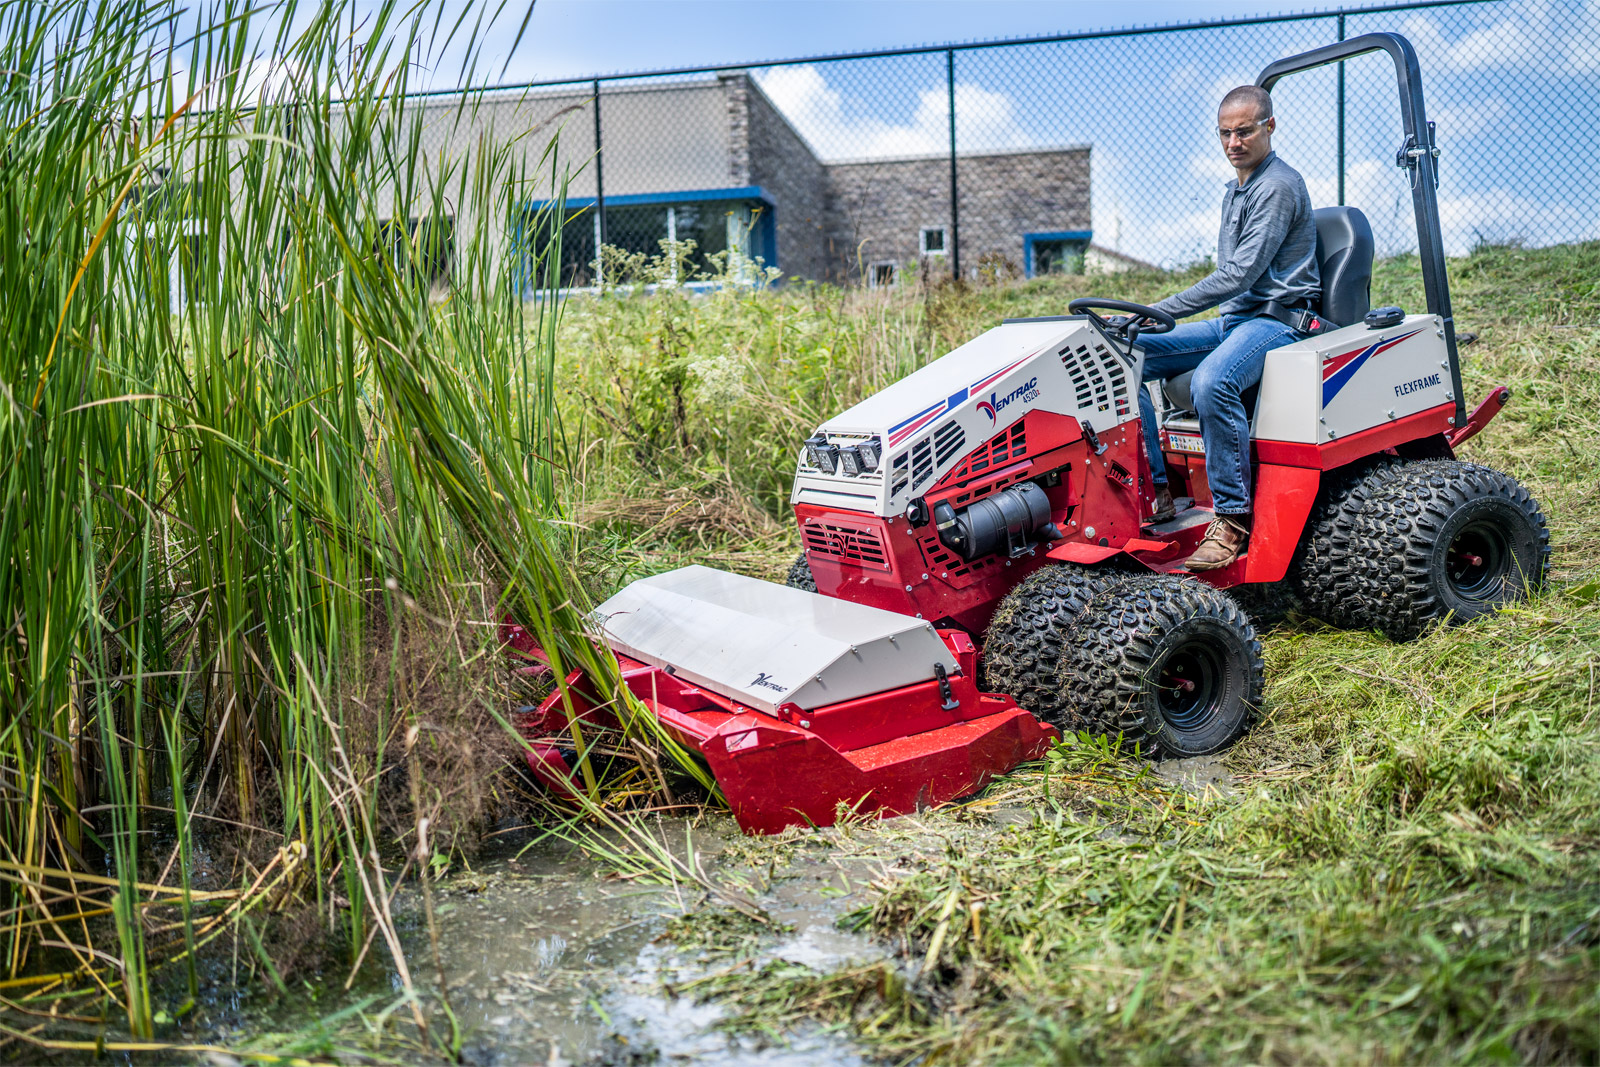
[1188, 150, 1235, 183]
[1436, 187, 1599, 250]
[1433, 97, 1512, 138]
[1400, 1, 1600, 74]
[756, 65, 1030, 159]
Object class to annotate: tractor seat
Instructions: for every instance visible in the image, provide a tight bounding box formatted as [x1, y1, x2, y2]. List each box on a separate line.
[1158, 205, 1375, 422]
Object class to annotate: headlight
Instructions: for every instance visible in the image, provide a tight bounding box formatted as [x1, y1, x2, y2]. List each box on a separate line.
[837, 446, 862, 477]
[856, 437, 881, 472]
[804, 433, 838, 474]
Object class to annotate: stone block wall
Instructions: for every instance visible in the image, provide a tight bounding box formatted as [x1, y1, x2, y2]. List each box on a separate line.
[722, 73, 830, 281]
[824, 146, 1092, 282]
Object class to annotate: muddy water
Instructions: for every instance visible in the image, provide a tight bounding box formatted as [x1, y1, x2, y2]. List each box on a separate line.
[393, 822, 876, 1065]
[204, 753, 1235, 1063]
[1151, 753, 1235, 796]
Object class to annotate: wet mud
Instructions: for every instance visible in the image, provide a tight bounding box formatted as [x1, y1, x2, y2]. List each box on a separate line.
[193, 751, 1235, 1064]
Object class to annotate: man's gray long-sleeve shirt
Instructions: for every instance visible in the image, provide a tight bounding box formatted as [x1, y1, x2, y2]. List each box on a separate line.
[1153, 151, 1320, 321]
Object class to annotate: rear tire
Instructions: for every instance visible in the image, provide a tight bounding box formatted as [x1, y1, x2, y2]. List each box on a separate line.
[1227, 581, 1301, 630]
[980, 564, 1115, 727]
[784, 552, 817, 592]
[1059, 574, 1264, 758]
[1346, 460, 1549, 640]
[1287, 455, 1399, 627]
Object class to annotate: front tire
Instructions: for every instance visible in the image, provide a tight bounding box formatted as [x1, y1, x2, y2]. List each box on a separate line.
[1348, 460, 1549, 640]
[784, 552, 817, 592]
[980, 564, 1116, 727]
[1059, 574, 1264, 758]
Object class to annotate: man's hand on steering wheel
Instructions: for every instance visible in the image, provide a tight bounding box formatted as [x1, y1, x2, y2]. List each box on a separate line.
[1067, 298, 1177, 340]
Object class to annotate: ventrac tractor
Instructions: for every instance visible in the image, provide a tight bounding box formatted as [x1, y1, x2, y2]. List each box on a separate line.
[509, 34, 1549, 834]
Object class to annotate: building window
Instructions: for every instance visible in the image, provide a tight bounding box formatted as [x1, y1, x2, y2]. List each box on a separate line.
[920, 227, 946, 256]
[1023, 231, 1092, 278]
[869, 261, 898, 288]
[523, 193, 773, 289]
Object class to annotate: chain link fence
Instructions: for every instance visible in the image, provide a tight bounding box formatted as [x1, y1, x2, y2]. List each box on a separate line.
[401, 0, 1599, 290]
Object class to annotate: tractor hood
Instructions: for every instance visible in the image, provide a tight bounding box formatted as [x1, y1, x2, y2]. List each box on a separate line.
[790, 317, 1144, 517]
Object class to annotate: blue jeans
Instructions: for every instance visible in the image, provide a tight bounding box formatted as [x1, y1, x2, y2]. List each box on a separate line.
[1137, 315, 1302, 515]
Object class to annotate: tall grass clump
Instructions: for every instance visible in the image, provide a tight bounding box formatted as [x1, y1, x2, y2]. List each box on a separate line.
[0, 0, 671, 1052]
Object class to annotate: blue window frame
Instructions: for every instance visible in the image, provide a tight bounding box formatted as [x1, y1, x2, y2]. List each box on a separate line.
[520, 186, 777, 290]
[1023, 230, 1093, 278]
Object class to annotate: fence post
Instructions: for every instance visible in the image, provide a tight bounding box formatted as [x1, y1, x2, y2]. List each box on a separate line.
[1336, 12, 1346, 205]
[947, 49, 960, 279]
[593, 79, 607, 251]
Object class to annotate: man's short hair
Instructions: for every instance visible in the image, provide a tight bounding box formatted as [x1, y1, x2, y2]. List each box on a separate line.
[1219, 85, 1274, 120]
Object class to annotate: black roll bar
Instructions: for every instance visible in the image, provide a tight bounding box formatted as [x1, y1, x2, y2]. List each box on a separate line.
[1257, 33, 1465, 428]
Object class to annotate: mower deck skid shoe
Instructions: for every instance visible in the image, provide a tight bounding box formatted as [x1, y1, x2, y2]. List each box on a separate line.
[593, 566, 1059, 833]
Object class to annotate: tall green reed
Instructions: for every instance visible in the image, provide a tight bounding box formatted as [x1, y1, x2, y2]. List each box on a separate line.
[0, 0, 671, 1044]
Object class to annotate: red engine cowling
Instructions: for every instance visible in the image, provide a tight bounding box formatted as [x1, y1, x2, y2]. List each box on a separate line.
[797, 409, 1148, 635]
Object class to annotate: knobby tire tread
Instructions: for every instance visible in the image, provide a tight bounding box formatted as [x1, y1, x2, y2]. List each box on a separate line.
[1058, 573, 1264, 758]
[1287, 454, 1401, 627]
[785, 552, 818, 592]
[1343, 459, 1549, 640]
[980, 563, 1115, 727]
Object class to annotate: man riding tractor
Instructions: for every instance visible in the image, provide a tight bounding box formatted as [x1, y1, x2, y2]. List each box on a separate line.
[1130, 84, 1324, 572]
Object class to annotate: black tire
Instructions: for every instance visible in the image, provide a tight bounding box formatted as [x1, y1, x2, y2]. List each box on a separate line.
[785, 552, 817, 592]
[1286, 455, 1400, 627]
[1345, 460, 1549, 640]
[1227, 581, 1302, 630]
[1059, 573, 1264, 758]
[980, 564, 1115, 727]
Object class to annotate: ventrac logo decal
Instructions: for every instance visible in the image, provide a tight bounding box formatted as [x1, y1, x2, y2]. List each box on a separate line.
[1321, 328, 1425, 405]
[749, 672, 785, 692]
[978, 378, 1040, 423]
[888, 356, 1035, 446]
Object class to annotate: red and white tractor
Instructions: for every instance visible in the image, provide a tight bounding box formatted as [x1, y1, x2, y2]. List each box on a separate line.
[509, 33, 1548, 833]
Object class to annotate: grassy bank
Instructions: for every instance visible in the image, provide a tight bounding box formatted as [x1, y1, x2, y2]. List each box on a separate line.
[558, 242, 1600, 1063]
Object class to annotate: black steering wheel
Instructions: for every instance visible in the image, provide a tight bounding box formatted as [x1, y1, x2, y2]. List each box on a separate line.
[1067, 298, 1177, 351]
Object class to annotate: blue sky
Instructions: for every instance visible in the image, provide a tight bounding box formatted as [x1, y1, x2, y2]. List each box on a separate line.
[488, 1, 1305, 84]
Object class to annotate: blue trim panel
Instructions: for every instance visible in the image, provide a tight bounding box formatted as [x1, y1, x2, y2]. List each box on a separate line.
[526, 185, 775, 211]
[1022, 230, 1093, 278]
[758, 204, 778, 271]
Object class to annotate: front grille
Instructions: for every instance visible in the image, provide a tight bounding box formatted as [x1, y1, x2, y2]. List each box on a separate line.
[890, 452, 910, 495]
[910, 436, 934, 489]
[1060, 339, 1132, 418]
[803, 521, 890, 570]
[932, 420, 967, 466]
[949, 422, 1026, 480]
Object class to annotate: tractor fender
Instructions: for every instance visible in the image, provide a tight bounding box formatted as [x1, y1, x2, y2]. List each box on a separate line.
[1242, 464, 1322, 584]
[1045, 537, 1183, 569]
[1045, 464, 1321, 585]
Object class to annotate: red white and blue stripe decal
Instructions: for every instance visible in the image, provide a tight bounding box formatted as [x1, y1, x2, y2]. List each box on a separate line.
[887, 356, 1032, 447]
[1321, 328, 1424, 406]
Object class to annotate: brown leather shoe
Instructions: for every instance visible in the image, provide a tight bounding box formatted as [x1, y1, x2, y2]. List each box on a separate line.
[1150, 485, 1177, 524]
[1184, 514, 1250, 572]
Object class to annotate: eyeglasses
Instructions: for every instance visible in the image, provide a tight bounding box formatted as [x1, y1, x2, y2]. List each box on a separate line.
[1217, 119, 1270, 141]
